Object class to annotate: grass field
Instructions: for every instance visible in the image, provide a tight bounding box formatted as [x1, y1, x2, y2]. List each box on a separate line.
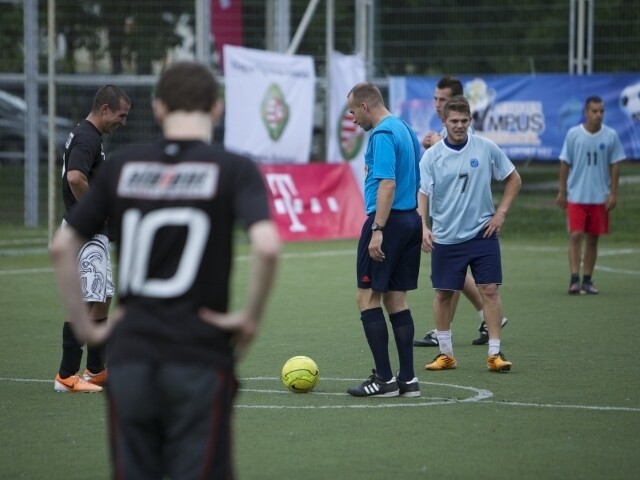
[2, 161, 640, 242]
[1, 225, 639, 478]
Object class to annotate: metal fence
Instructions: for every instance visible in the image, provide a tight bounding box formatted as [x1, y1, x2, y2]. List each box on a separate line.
[0, 0, 638, 227]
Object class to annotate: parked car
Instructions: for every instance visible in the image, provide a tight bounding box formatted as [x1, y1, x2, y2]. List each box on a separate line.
[0, 89, 75, 164]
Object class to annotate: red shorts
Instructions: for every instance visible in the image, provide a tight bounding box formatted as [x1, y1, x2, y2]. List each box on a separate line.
[566, 202, 609, 235]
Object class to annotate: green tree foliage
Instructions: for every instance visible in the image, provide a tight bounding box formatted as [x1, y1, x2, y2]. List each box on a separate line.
[97, 0, 188, 74]
[0, 0, 637, 75]
[48, 1, 104, 73]
[593, 0, 640, 72]
[375, 0, 569, 76]
[0, 4, 24, 73]
[0, 0, 189, 74]
[373, 0, 638, 75]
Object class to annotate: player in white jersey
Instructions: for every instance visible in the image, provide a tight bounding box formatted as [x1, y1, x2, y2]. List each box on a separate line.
[414, 76, 507, 349]
[557, 96, 626, 295]
[418, 95, 521, 372]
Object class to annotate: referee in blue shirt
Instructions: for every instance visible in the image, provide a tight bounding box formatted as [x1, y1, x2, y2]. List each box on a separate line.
[345, 82, 423, 398]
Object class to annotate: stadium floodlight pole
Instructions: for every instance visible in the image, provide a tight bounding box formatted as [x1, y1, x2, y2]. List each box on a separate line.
[586, 0, 593, 74]
[325, 0, 334, 162]
[266, 0, 290, 53]
[195, 0, 212, 66]
[568, 0, 591, 75]
[576, 0, 585, 74]
[24, 0, 39, 227]
[355, 0, 374, 79]
[47, 0, 56, 243]
[568, 0, 575, 73]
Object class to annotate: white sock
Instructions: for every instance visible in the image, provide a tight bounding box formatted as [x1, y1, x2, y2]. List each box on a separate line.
[488, 339, 500, 356]
[436, 330, 453, 356]
[477, 309, 484, 324]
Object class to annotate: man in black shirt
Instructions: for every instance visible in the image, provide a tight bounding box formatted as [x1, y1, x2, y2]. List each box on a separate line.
[54, 85, 131, 393]
[50, 61, 280, 479]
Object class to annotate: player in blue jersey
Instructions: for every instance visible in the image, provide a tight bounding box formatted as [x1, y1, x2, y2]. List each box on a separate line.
[345, 82, 423, 397]
[50, 62, 280, 478]
[415, 76, 507, 348]
[418, 95, 521, 372]
[557, 96, 626, 294]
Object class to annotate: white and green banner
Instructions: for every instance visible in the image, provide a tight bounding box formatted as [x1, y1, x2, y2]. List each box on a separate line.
[223, 45, 316, 164]
[326, 52, 366, 191]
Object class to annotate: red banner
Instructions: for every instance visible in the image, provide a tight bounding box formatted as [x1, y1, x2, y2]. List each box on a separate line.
[211, 0, 243, 71]
[259, 163, 365, 242]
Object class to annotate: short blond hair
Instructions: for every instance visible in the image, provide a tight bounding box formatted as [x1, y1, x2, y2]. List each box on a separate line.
[443, 95, 471, 118]
[347, 82, 384, 108]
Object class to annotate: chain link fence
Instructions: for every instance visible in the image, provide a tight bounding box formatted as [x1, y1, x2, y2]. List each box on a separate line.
[0, 0, 638, 226]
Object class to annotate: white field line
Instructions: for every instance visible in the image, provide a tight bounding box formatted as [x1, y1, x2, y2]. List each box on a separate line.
[0, 238, 47, 247]
[0, 249, 357, 275]
[0, 267, 54, 275]
[2, 375, 639, 412]
[2, 246, 638, 276]
[0, 248, 50, 256]
[2, 243, 638, 257]
[595, 265, 640, 275]
[597, 248, 638, 256]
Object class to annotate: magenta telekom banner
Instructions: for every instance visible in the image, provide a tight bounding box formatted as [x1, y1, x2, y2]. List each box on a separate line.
[211, 0, 243, 70]
[259, 163, 365, 242]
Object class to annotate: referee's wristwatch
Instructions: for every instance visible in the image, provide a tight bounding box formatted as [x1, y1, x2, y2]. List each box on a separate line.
[371, 222, 385, 232]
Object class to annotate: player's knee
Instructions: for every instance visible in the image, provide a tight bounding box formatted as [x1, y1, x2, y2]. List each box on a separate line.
[569, 231, 584, 242]
[477, 284, 499, 300]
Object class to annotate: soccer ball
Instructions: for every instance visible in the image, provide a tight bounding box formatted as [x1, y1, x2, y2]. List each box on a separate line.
[281, 356, 319, 393]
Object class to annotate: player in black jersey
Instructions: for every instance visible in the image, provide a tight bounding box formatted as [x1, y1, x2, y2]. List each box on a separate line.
[54, 85, 131, 393]
[51, 62, 280, 479]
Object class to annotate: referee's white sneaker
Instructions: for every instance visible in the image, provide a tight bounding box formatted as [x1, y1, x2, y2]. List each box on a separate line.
[347, 370, 399, 397]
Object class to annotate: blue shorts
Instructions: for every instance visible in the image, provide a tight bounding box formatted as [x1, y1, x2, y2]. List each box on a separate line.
[431, 229, 502, 290]
[357, 210, 422, 292]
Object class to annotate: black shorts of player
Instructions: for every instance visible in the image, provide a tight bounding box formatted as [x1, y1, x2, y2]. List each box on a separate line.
[107, 363, 238, 479]
[431, 228, 502, 291]
[357, 209, 422, 292]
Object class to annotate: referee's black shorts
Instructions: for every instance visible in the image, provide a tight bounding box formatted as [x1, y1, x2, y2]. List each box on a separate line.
[357, 209, 422, 292]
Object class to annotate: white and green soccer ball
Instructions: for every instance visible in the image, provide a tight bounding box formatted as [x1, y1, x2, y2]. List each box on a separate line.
[281, 356, 319, 393]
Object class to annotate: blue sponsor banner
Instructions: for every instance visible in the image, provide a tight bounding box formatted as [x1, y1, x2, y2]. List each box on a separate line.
[389, 74, 640, 161]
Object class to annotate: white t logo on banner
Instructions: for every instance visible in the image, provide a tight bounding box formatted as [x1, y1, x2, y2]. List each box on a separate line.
[259, 164, 365, 242]
[265, 173, 340, 233]
[223, 45, 316, 164]
[265, 173, 307, 232]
